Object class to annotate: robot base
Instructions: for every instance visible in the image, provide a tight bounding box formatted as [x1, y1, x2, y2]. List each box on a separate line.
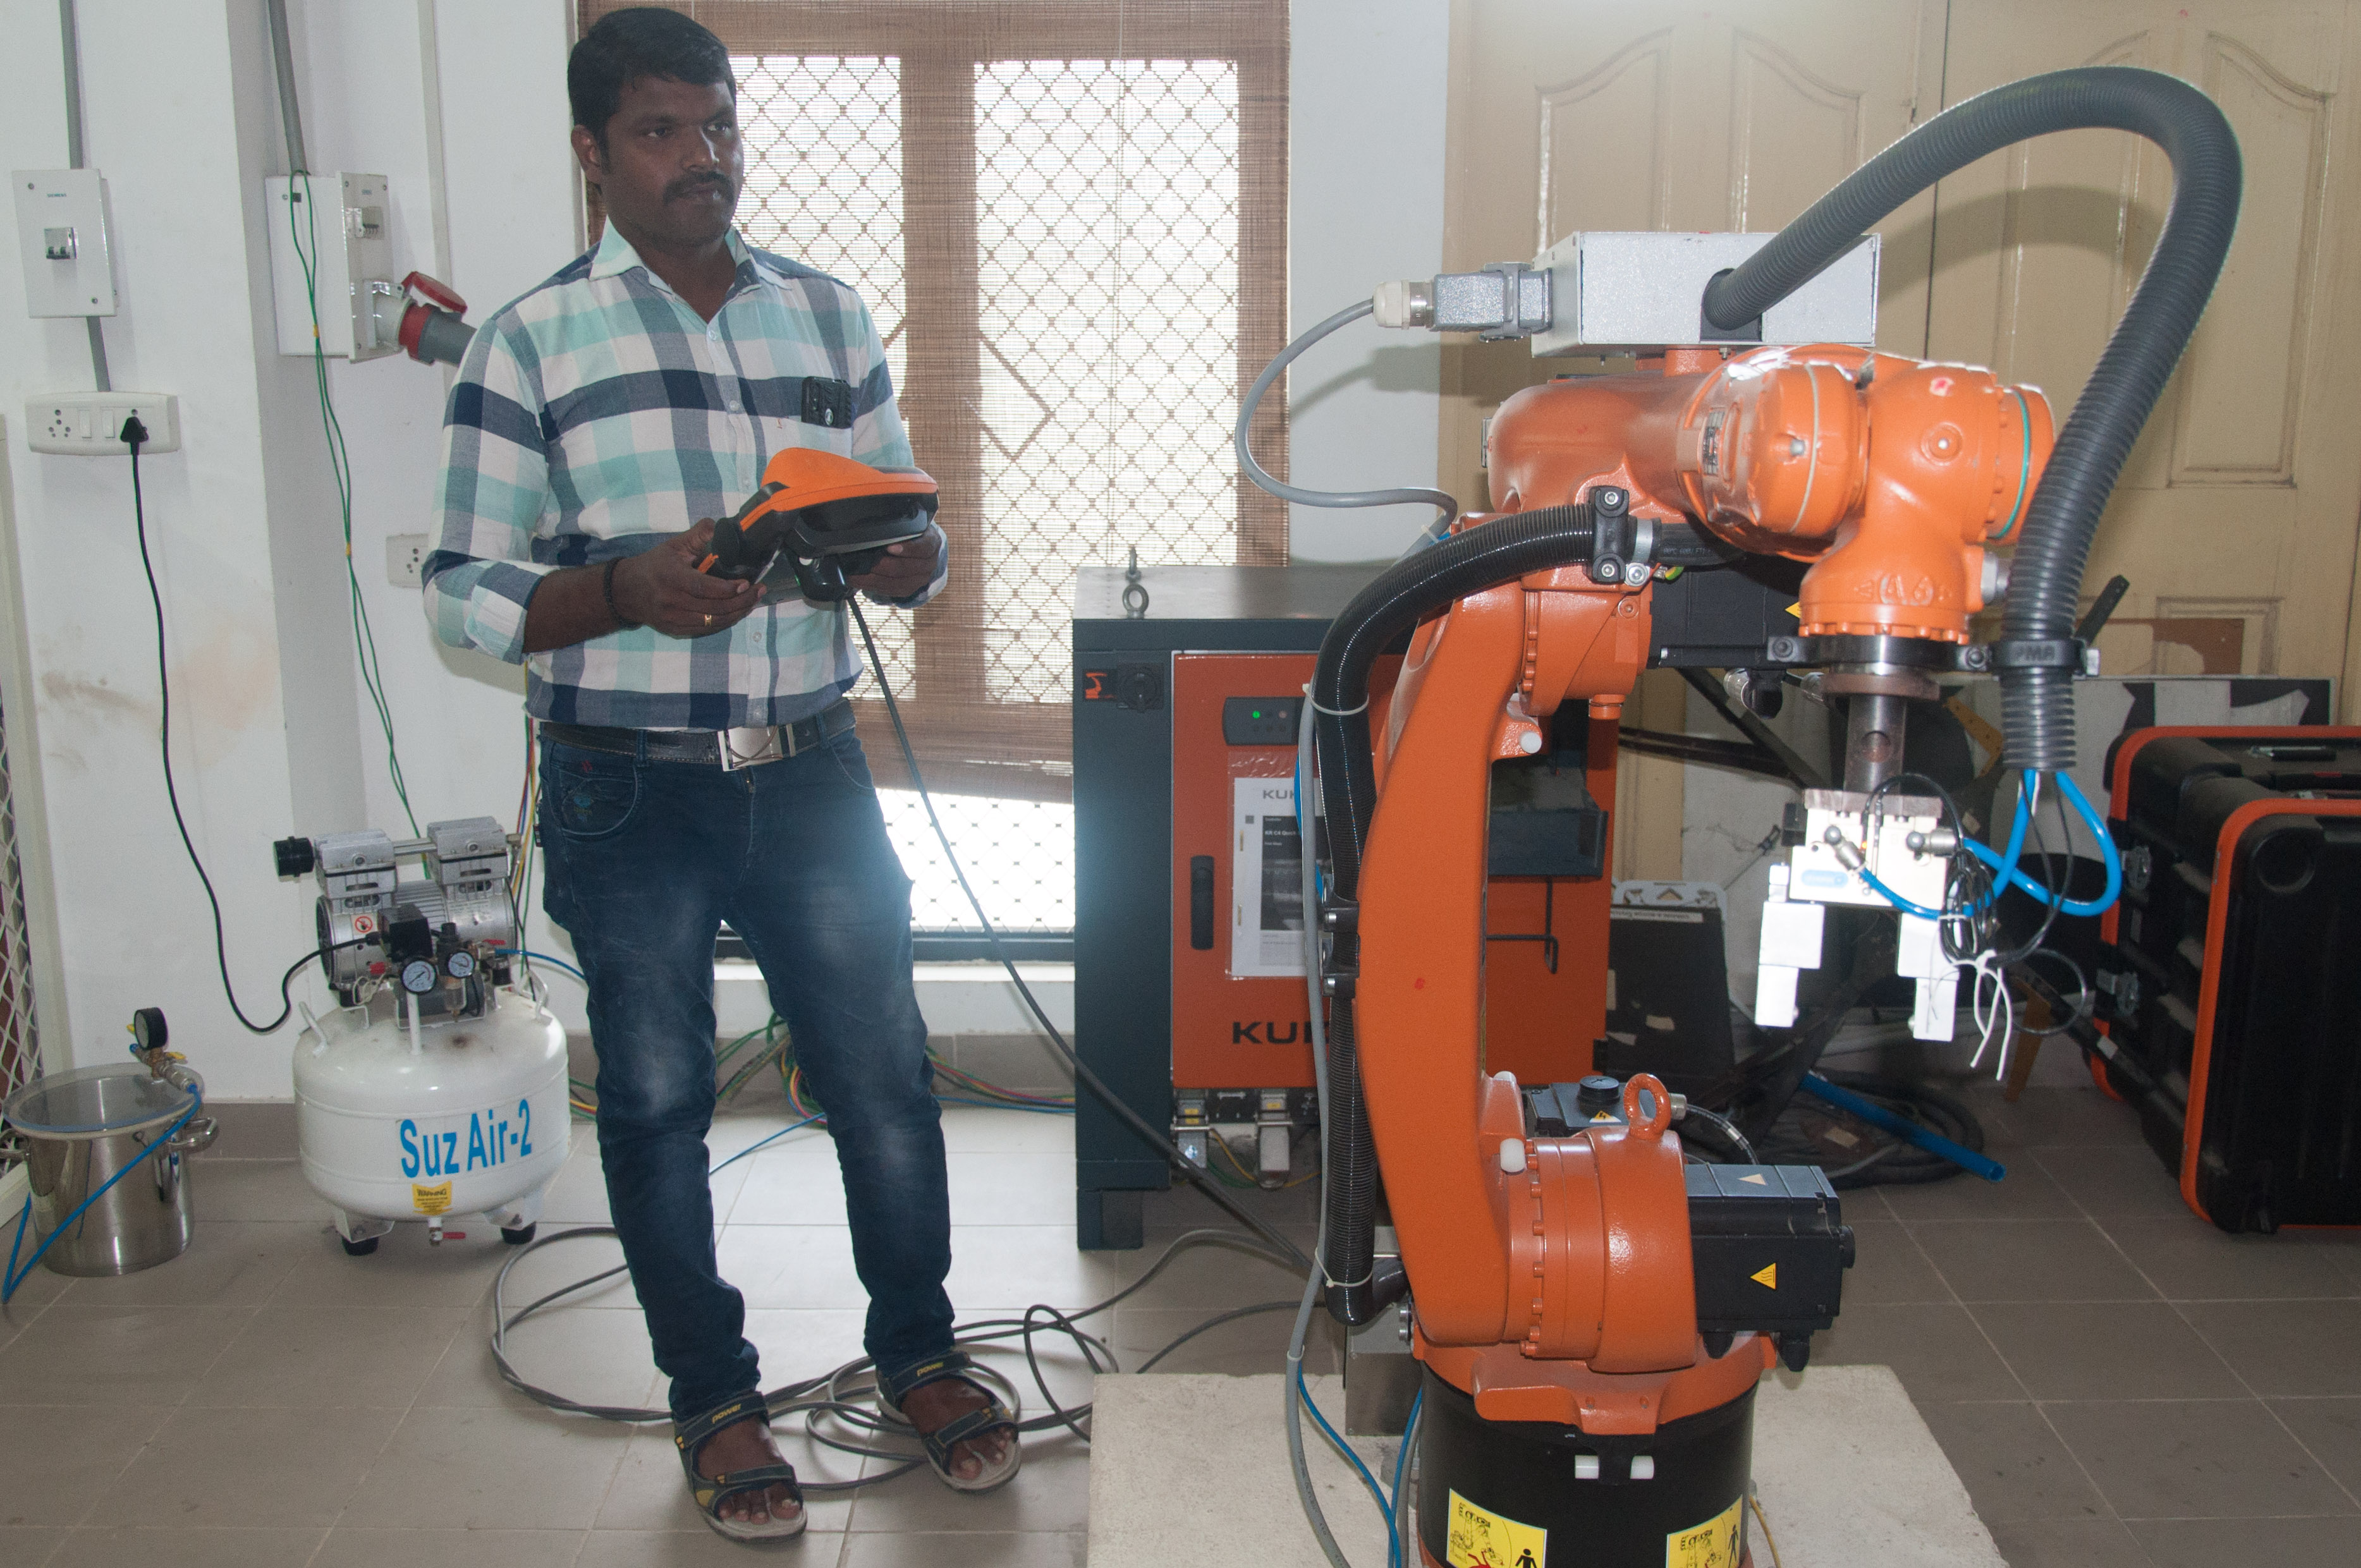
[1413, 1364, 1757, 1568]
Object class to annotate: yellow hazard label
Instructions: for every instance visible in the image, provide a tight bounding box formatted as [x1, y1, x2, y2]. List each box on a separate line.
[1666, 1495, 1743, 1568]
[1738, 1172, 1767, 1186]
[1447, 1490, 1547, 1568]
[1751, 1263, 1778, 1289]
[411, 1180, 454, 1215]
[1784, 601, 1802, 619]
[1590, 1111, 1617, 1123]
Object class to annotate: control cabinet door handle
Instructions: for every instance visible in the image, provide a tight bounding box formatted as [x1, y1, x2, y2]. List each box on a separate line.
[1189, 856, 1216, 951]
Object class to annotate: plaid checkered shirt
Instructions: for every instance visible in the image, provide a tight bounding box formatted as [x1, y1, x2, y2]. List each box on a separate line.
[424, 224, 943, 728]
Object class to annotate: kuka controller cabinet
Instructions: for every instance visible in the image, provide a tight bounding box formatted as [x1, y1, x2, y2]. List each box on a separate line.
[1072, 564, 1617, 1249]
[2101, 726, 2361, 1232]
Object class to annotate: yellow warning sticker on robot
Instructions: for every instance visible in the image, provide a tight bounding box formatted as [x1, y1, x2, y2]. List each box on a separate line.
[1446, 1490, 1546, 1567]
[1752, 1263, 1778, 1289]
[1666, 1495, 1743, 1568]
[411, 1180, 454, 1215]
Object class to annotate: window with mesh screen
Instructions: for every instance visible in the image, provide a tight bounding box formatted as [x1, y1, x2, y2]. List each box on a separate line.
[580, 3, 1287, 936]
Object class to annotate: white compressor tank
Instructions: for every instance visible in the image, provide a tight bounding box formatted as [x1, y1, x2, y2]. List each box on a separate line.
[296, 987, 570, 1253]
[274, 815, 571, 1255]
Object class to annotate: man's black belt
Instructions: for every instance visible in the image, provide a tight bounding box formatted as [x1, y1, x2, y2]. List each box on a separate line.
[542, 699, 857, 771]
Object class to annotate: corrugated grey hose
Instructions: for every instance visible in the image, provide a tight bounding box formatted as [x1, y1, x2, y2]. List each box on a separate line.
[1702, 66, 2240, 772]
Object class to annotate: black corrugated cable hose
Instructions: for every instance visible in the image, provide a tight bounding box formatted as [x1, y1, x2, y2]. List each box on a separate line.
[1309, 502, 1599, 1324]
[1702, 66, 2240, 772]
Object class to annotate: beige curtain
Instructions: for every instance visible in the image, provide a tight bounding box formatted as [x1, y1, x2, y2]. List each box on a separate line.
[581, 1, 1290, 800]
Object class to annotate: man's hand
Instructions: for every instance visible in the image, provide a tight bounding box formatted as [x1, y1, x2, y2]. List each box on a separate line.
[847, 521, 945, 603]
[613, 519, 760, 638]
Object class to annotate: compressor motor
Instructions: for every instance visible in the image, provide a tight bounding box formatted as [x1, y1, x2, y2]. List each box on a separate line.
[276, 816, 518, 1016]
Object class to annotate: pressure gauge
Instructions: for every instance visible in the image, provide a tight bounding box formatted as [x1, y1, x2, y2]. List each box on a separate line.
[131, 1007, 168, 1050]
[446, 950, 476, 980]
[401, 959, 438, 994]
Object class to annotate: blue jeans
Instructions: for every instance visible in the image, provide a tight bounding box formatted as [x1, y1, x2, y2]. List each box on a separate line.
[538, 727, 953, 1421]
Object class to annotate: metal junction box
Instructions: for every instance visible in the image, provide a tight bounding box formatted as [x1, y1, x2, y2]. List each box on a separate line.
[1532, 231, 1879, 354]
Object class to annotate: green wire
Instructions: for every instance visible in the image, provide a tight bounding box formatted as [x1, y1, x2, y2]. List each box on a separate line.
[285, 173, 418, 835]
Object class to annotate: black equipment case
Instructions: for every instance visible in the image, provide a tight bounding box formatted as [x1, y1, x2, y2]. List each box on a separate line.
[2099, 726, 2361, 1232]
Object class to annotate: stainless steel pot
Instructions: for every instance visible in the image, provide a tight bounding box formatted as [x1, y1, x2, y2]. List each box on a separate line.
[4, 1064, 217, 1277]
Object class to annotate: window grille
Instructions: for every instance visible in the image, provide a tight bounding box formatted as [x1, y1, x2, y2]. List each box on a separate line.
[0, 693, 40, 1158]
[581, 2, 1288, 804]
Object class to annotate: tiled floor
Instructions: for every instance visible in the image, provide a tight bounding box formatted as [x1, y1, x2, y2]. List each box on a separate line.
[1814, 1080, 2361, 1568]
[3, 1073, 2355, 1566]
[0, 1079, 1324, 1568]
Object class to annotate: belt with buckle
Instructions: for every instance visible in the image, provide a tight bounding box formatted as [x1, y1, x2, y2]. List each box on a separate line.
[542, 699, 857, 772]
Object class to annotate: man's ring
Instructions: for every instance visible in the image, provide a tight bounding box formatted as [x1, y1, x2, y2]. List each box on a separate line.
[704, 613, 714, 628]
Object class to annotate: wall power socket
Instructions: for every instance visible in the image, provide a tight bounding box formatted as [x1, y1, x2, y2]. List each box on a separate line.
[27, 392, 180, 456]
[387, 533, 429, 588]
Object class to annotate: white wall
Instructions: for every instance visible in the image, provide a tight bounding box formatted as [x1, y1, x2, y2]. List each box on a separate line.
[1284, 0, 1453, 562]
[0, 0, 1453, 1101]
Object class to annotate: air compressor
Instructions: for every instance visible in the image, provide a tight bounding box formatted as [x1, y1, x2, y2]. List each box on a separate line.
[273, 817, 568, 1254]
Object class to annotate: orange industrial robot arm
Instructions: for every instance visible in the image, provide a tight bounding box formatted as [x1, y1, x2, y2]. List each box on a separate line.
[1343, 343, 2051, 1400]
[1274, 63, 2236, 1568]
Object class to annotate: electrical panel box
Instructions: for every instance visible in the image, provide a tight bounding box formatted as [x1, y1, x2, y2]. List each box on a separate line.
[265, 174, 398, 362]
[1531, 231, 1879, 354]
[12, 168, 116, 317]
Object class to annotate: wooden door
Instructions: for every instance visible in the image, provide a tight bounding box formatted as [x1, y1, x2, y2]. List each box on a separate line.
[1439, 0, 1943, 875]
[1929, 4, 2361, 700]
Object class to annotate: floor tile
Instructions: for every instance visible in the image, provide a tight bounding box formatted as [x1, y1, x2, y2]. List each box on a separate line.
[1982, 1516, 2152, 1568]
[47, 1527, 323, 1568]
[953, 1034, 1078, 1095]
[265, 1222, 514, 1310]
[2032, 1145, 2191, 1220]
[1805, 1303, 2023, 1404]
[577, 1529, 850, 1565]
[595, 1421, 860, 1536]
[1878, 1162, 2083, 1222]
[311, 1528, 588, 1568]
[839, 1531, 1085, 1568]
[52, 1222, 311, 1309]
[1910, 1220, 2157, 1303]
[0, 1528, 64, 1568]
[717, 1225, 867, 1311]
[848, 1436, 1090, 1534]
[0, 1260, 73, 1318]
[197, 1159, 333, 1224]
[1973, 1085, 2147, 1150]
[535, 1143, 614, 1224]
[937, 1105, 1076, 1154]
[420, 1303, 662, 1411]
[1110, 1304, 1332, 1377]
[111, 1404, 403, 1529]
[0, 1404, 174, 1527]
[2267, 1397, 2361, 1497]
[2102, 1217, 2360, 1301]
[202, 1102, 301, 1160]
[726, 1143, 851, 1226]
[1914, 1401, 2108, 1523]
[0, 1304, 251, 1406]
[188, 1306, 469, 1407]
[947, 1153, 1078, 1227]
[2127, 1514, 2361, 1567]
[2180, 1299, 2361, 1397]
[2042, 1398, 2356, 1519]
[339, 1406, 631, 1531]
[1973, 1301, 2246, 1401]
[1838, 1220, 1953, 1306]
[481, 1226, 640, 1313]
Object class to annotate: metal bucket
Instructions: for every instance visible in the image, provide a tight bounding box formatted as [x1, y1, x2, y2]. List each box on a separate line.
[4, 1064, 218, 1277]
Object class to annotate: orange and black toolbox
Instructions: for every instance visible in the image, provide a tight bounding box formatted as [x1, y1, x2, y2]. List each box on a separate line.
[2099, 726, 2361, 1232]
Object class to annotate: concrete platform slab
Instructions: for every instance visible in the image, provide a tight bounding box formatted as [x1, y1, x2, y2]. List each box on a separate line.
[1085, 1366, 2003, 1567]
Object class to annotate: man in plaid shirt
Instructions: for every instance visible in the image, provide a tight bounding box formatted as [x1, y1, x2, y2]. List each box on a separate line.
[425, 8, 1015, 1536]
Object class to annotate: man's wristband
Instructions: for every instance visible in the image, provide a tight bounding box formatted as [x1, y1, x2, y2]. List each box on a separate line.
[602, 557, 640, 629]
